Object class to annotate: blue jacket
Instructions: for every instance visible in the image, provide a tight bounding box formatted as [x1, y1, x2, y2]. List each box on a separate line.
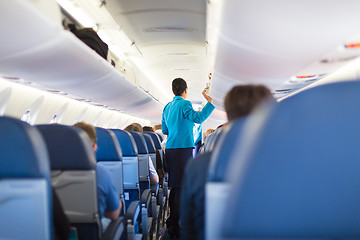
[162, 96, 215, 149]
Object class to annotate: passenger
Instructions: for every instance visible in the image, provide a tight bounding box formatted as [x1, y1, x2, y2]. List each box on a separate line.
[205, 128, 215, 137]
[143, 126, 154, 132]
[124, 123, 142, 132]
[73, 122, 122, 221]
[180, 85, 273, 240]
[162, 77, 215, 238]
[124, 123, 159, 185]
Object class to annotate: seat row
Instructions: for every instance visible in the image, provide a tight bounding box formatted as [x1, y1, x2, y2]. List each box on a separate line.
[0, 119, 168, 240]
[203, 81, 360, 239]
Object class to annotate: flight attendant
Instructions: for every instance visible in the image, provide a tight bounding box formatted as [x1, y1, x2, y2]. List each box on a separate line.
[162, 78, 215, 238]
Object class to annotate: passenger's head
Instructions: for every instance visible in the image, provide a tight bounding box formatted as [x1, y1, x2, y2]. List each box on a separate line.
[154, 124, 161, 131]
[124, 123, 143, 133]
[205, 128, 215, 137]
[143, 126, 154, 132]
[73, 122, 97, 151]
[172, 78, 188, 97]
[224, 85, 273, 121]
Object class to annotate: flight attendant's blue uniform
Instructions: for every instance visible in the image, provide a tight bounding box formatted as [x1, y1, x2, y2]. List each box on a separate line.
[161, 95, 214, 236]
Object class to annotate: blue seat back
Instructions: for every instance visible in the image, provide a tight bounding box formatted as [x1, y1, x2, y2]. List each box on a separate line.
[205, 118, 247, 240]
[95, 127, 124, 196]
[143, 133, 157, 169]
[110, 129, 139, 190]
[128, 131, 150, 183]
[0, 117, 52, 240]
[155, 132, 163, 142]
[110, 129, 140, 207]
[145, 132, 161, 150]
[207, 118, 247, 182]
[223, 81, 360, 238]
[37, 125, 100, 239]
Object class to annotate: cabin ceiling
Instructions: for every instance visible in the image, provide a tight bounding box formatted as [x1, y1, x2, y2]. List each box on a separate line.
[2, 0, 360, 128]
[105, 0, 208, 102]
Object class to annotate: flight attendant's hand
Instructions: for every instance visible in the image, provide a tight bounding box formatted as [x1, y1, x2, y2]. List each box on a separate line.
[202, 89, 213, 103]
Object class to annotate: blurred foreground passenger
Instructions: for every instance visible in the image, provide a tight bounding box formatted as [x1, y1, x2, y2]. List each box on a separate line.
[180, 85, 273, 240]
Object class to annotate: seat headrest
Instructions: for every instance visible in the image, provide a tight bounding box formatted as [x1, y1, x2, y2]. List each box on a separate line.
[223, 81, 360, 238]
[155, 132, 163, 142]
[110, 129, 138, 156]
[145, 132, 161, 149]
[0, 117, 50, 178]
[204, 128, 224, 152]
[128, 131, 148, 154]
[143, 133, 156, 153]
[207, 118, 247, 182]
[37, 125, 96, 170]
[95, 127, 122, 162]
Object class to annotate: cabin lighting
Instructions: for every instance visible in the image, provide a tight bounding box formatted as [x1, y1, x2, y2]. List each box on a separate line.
[344, 43, 360, 48]
[296, 75, 315, 78]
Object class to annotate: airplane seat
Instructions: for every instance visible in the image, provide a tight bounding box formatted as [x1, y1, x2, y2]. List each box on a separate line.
[95, 127, 125, 214]
[109, 129, 140, 209]
[221, 81, 360, 239]
[203, 131, 217, 152]
[142, 133, 157, 170]
[143, 132, 167, 233]
[205, 118, 247, 240]
[204, 127, 224, 153]
[127, 131, 150, 194]
[37, 124, 124, 240]
[125, 200, 142, 240]
[0, 116, 53, 240]
[155, 132, 164, 142]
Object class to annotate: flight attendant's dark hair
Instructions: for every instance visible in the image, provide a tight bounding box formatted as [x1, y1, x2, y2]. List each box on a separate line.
[224, 85, 273, 121]
[172, 78, 187, 96]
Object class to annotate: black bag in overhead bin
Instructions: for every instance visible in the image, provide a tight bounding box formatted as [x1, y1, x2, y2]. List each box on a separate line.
[69, 25, 108, 60]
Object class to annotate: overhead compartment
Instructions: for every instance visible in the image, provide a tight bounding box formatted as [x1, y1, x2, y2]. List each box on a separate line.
[0, 0, 163, 122]
[210, 0, 360, 102]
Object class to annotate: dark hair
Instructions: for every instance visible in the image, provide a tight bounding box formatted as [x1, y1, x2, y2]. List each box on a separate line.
[143, 126, 154, 132]
[172, 78, 187, 96]
[224, 85, 272, 121]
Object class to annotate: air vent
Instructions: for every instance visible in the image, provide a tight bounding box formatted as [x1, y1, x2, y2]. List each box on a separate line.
[320, 55, 358, 63]
[143, 27, 197, 32]
[175, 68, 191, 71]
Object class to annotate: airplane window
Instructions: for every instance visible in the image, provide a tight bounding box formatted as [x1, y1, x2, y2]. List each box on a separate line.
[50, 114, 57, 124]
[21, 110, 31, 123]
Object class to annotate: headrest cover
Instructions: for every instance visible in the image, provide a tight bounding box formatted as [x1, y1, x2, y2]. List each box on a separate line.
[145, 132, 161, 149]
[128, 131, 148, 154]
[143, 134, 156, 153]
[223, 81, 360, 238]
[37, 125, 96, 170]
[0, 117, 50, 178]
[95, 128, 122, 162]
[110, 129, 138, 156]
[155, 132, 164, 142]
[207, 118, 246, 182]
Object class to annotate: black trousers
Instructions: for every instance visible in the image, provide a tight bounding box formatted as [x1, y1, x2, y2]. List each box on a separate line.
[165, 148, 193, 235]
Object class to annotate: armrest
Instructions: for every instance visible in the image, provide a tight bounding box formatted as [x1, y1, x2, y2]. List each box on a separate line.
[140, 189, 152, 208]
[125, 200, 141, 225]
[101, 217, 125, 240]
[150, 183, 159, 196]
